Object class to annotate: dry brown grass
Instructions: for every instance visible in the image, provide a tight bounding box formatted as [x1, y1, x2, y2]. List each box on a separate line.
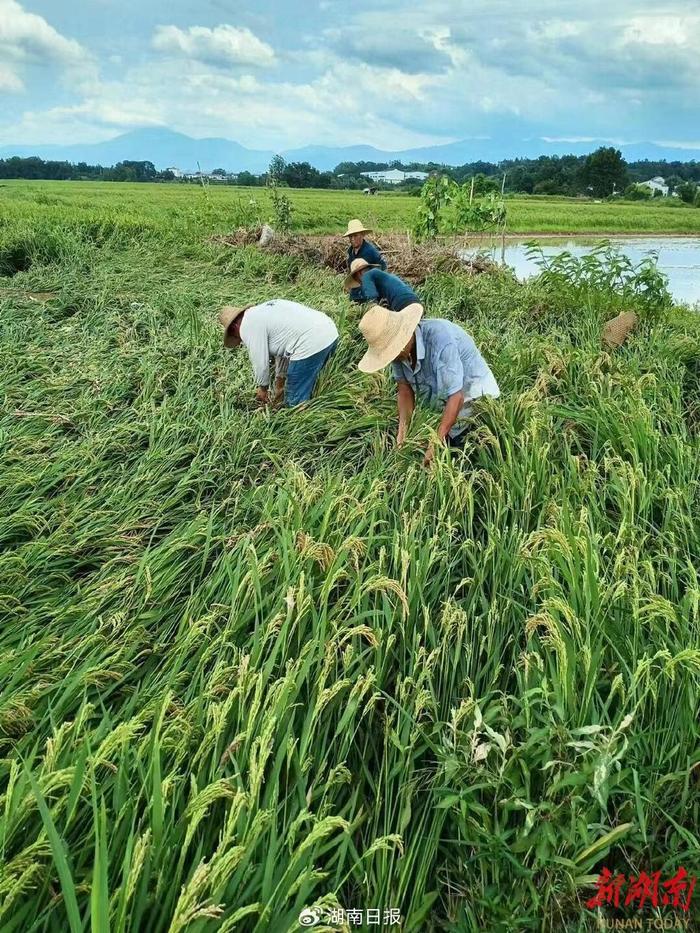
[211, 230, 496, 286]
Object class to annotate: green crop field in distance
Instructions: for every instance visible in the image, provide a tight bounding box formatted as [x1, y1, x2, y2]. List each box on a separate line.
[2, 178, 700, 235]
[1, 182, 700, 931]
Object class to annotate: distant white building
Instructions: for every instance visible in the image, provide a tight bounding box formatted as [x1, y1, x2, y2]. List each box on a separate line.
[183, 171, 228, 181]
[361, 169, 429, 185]
[640, 176, 670, 197]
[165, 166, 184, 178]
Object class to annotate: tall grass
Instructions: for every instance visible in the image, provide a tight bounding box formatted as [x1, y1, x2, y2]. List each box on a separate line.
[0, 186, 699, 931]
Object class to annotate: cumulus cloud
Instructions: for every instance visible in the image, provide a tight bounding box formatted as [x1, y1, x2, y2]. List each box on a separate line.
[2, 0, 699, 153]
[0, 0, 95, 97]
[326, 25, 454, 74]
[152, 24, 276, 68]
[439, 12, 700, 93]
[0, 0, 85, 67]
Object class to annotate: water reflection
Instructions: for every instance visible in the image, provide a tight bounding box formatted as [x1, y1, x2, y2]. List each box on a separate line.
[463, 237, 700, 306]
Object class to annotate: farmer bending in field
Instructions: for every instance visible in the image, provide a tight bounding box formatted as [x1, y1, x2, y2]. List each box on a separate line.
[342, 219, 387, 303]
[346, 260, 421, 312]
[357, 304, 500, 465]
[218, 299, 338, 407]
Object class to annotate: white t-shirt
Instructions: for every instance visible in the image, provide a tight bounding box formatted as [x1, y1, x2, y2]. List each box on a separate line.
[239, 300, 339, 387]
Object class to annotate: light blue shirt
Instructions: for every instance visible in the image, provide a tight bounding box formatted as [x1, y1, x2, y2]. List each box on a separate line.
[391, 319, 498, 437]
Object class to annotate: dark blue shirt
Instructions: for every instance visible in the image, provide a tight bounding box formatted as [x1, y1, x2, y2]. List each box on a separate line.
[355, 268, 420, 311]
[348, 240, 386, 302]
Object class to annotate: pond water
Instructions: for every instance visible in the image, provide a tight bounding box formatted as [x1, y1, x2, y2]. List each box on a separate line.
[464, 237, 700, 306]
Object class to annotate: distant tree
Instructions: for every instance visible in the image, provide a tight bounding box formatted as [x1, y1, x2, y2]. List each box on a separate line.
[676, 181, 698, 204]
[282, 161, 322, 188]
[237, 171, 263, 187]
[107, 160, 157, 182]
[211, 168, 227, 177]
[470, 173, 499, 196]
[624, 183, 652, 201]
[329, 174, 367, 190]
[333, 160, 389, 175]
[268, 155, 286, 185]
[580, 147, 628, 198]
[533, 179, 561, 195]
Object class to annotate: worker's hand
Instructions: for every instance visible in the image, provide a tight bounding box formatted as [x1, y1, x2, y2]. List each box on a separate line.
[396, 423, 407, 447]
[423, 443, 435, 467]
[255, 387, 270, 406]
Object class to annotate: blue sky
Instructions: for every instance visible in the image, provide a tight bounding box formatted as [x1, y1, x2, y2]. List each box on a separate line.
[1, 0, 699, 150]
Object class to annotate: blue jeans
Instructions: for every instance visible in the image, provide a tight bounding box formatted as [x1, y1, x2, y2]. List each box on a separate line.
[285, 339, 338, 406]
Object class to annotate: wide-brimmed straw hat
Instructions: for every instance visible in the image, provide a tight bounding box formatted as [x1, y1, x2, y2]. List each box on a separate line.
[218, 305, 245, 348]
[603, 310, 638, 349]
[342, 218, 372, 237]
[358, 303, 423, 373]
[344, 257, 378, 291]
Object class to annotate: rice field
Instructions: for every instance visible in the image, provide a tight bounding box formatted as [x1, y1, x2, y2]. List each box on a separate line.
[1, 182, 700, 932]
[2, 178, 700, 236]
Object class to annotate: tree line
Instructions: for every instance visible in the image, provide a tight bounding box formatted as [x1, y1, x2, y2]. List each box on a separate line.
[0, 157, 174, 182]
[2, 148, 700, 202]
[336, 148, 700, 199]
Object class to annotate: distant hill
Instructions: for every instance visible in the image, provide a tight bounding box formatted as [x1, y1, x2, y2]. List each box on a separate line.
[2, 127, 700, 173]
[0, 128, 274, 174]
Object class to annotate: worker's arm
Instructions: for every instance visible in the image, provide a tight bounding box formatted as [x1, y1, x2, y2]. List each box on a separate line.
[241, 326, 271, 394]
[437, 390, 465, 442]
[396, 380, 415, 446]
[348, 286, 366, 304]
[424, 391, 464, 465]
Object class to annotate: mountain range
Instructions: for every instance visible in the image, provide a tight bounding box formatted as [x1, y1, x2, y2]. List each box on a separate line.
[2, 127, 699, 172]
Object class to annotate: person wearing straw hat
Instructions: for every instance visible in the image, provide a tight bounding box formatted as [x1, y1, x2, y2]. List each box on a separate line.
[342, 219, 387, 303]
[218, 299, 339, 407]
[345, 260, 421, 311]
[357, 304, 500, 464]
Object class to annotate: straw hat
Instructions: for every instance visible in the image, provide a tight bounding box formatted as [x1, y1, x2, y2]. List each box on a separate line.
[218, 305, 245, 348]
[343, 218, 372, 237]
[344, 257, 378, 291]
[358, 303, 424, 373]
[603, 311, 638, 349]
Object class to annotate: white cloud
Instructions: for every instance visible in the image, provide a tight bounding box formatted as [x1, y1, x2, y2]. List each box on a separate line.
[2, 0, 699, 153]
[0, 0, 95, 96]
[622, 15, 695, 46]
[152, 24, 275, 68]
[44, 98, 165, 128]
[0, 0, 85, 66]
[0, 62, 23, 92]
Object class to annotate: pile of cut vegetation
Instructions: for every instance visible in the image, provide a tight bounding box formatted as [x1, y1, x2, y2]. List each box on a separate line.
[212, 229, 495, 285]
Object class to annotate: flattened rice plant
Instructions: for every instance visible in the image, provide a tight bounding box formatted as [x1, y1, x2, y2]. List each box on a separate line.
[0, 182, 699, 932]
